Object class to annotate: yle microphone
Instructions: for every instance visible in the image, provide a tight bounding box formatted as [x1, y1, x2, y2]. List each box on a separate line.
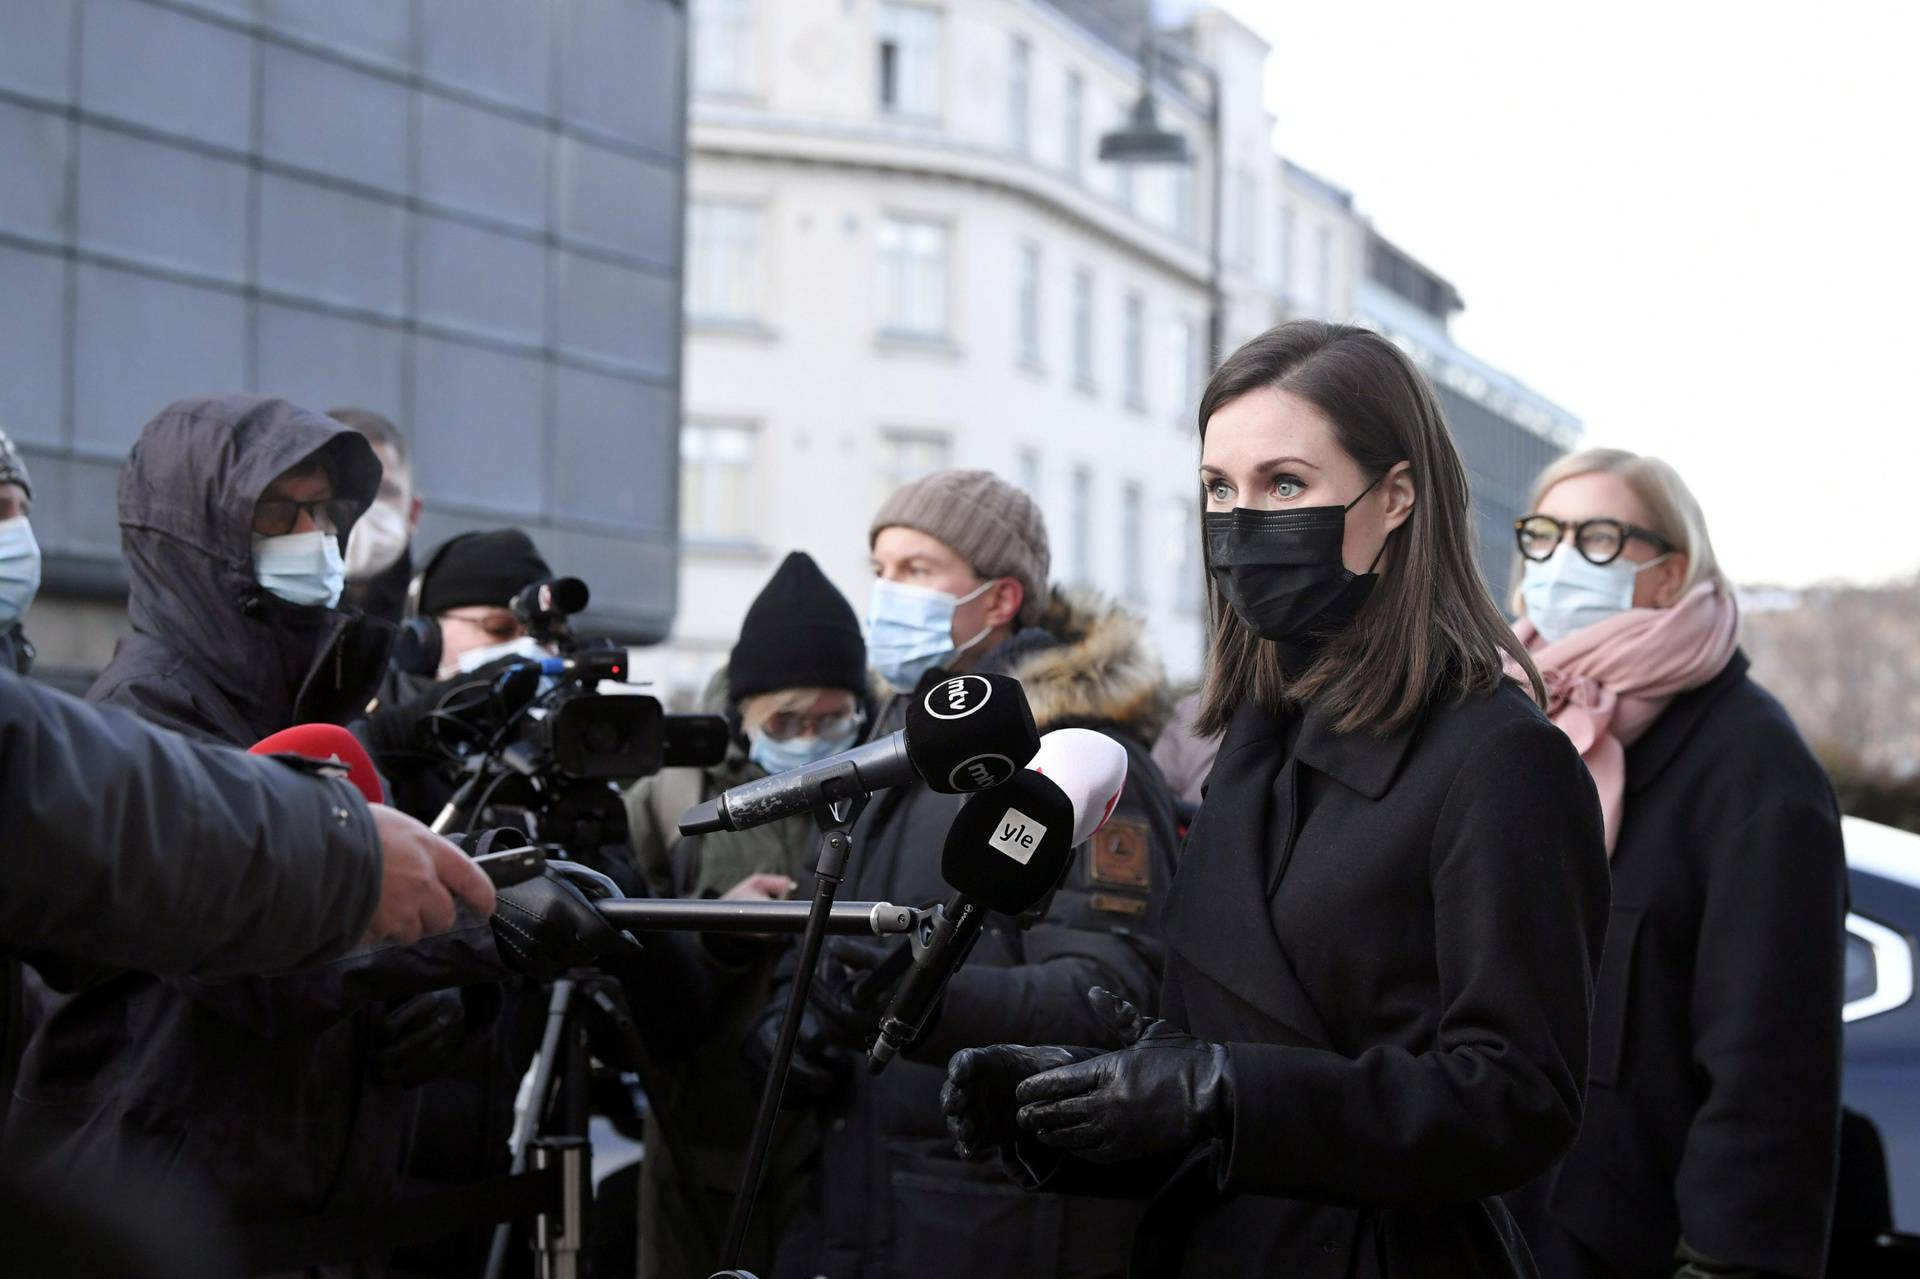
[250, 723, 387, 806]
[679, 673, 1039, 835]
[867, 728, 1130, 1070]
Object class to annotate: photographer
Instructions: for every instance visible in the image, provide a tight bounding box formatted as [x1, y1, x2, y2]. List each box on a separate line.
[4, 396, 619, 1275]
[620, 551, 869, 1279]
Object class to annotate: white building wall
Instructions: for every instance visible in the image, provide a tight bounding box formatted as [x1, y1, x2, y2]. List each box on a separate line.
[650, 0, 1246, 701]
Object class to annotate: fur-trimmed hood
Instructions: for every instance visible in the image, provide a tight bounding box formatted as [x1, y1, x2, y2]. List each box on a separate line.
[991, 588, 1171, 745]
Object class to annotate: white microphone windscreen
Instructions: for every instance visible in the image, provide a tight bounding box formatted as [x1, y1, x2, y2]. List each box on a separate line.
[1026, 728, 1128, 846]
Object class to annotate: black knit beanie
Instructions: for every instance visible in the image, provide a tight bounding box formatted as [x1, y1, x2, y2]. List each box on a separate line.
[419, 529, 553, 615]
[729, 552, 867, 703]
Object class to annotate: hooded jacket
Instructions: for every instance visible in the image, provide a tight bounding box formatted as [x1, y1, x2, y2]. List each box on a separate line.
[770, 590, 1181, 1279]
[86, 395, 391, 743]
[6, 397, 503, 1272]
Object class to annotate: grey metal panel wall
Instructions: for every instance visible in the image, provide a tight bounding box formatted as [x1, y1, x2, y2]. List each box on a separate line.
[0, 0, 686, 641]
[1435, 383, 1567, 606]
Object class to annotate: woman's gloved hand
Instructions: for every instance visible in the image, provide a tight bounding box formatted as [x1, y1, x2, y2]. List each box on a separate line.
[491, 865, 636, 977]
[372, 988, 467, 1086]
[941, 1044, 1105, 1160]
[1013, 986, 1235, 1165]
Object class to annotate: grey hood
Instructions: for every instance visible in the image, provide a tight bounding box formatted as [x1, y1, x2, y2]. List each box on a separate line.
[110, 394, 387, 740]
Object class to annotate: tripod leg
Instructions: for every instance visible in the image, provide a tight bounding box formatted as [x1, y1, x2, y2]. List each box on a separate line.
[485, 978, 577, 1279]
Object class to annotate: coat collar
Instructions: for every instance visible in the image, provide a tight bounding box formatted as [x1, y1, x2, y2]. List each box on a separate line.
[1291, 699, 1422, 800]
[1624, 649, 1749, 794]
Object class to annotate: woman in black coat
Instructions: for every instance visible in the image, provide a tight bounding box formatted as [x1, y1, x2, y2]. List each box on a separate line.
[1502, 450, 1845, 1279]
[941, 320, 1611, 1277]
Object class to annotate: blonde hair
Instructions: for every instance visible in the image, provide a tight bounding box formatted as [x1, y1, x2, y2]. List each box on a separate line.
[737, 686, 855, 736]
[1511, 447, 1727, 612]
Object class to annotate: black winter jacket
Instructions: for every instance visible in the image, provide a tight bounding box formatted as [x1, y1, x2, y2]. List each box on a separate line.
[1014, 680, 1609, 1278]
[773, 592, 1182, 1279]
[4, 398, 505, 1269]
[1510, 652, 1845, 1279]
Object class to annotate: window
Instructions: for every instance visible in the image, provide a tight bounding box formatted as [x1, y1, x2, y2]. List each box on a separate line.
[686, 200, 762, 323]
[1167, 498, 1202, 612]
[1121, 483, 1144, 602]
[1162, 316, 1201, 419]
[1017, 447, 1041, 500]
[1275, 203, 1294, 302]
[692, 0, 754, 96]
[877, 2, 942, 119]
[681, 421, 755, 541]
[1122, 291, 1145, 409]
[879, 216, 948, 338]
[1171, 165, 1194, 239]
[1071, 268, 1094, 388]
[1063, 72, 1084, 179]
[882, 432, 950, 488]
[1070, 466, 1094, 585]
[1313, 224, 1334, 315]
[1016, 241, 1042, 368]
[1230, 166, 1257, 269]
[1007, 35, 1030, 155]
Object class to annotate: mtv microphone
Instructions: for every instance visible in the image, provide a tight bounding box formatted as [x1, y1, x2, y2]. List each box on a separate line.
[679, 673, 1039, 835]
[867, 728, 1129, 1070]
[250, 723, 387, 806]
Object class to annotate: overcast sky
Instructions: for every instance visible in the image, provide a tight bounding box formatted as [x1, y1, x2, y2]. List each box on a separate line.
[1214, 0, 1920, 588]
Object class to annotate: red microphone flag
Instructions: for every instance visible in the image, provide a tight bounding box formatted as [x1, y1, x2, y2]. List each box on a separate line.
[250, 724, 387, 807]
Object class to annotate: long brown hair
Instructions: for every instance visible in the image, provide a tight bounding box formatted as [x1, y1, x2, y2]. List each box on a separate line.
[1196, 322, 1544, 737]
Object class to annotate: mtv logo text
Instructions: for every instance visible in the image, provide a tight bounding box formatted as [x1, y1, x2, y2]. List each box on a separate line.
[988, 808, 1047, 864]
[925, 675, 991, 721]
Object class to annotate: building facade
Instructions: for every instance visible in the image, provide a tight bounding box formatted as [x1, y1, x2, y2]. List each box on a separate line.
[656, 0, 1578, 699]
[0, 0, 688, 687]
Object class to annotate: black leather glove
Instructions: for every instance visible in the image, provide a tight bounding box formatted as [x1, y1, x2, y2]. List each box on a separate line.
[942, 1044, 1105, 1161]
[742, 996, 851, 1106]
[491, 865, 636, 977]
[372, 988, 466, 1087]
[1672, 1240, 1777, 1279]
[1013, 986, 1234, 1164]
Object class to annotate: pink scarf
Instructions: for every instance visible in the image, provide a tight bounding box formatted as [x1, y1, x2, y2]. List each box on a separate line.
[1507, 581, 1740, 855]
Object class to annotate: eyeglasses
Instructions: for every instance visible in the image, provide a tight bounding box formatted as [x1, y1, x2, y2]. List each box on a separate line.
[1514, 515, 1673, 567]
[760, 709, 866, 743]
[440, 610, 526, 642]
[253, 496, 365, 538]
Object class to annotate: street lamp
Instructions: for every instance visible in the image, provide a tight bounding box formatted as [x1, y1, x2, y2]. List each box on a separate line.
[1096, 22, 1224, 376]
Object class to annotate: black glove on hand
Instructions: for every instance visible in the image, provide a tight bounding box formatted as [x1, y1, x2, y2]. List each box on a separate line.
[942, 1044, 1104, 1161]
[372, 988, 466, 1087]
[492, 867, 636, 977]
[807, 936, 900, 1051]
[742, 996, 850, 1106]
[1013, 986, 1234, 1165]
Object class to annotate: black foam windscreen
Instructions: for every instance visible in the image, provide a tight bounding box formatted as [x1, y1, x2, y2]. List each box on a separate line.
[940, 770, 1076, 915]
[902, 673, 1040, 795]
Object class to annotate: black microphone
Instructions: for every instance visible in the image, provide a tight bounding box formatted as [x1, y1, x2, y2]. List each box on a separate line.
[678, 673, 1039, 835]
[867, 728, 1130, 1070]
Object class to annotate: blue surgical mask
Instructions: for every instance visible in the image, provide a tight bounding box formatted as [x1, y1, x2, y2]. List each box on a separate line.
[0, 516, 42, 629]
[749, 722, 863, 776]
[1521, 543, 1671, 645]
[865, 578, 998, 689]
[252, 529, 346, 609]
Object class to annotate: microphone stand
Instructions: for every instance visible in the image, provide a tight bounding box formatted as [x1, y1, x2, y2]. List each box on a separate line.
[713, 764, 872, 1278]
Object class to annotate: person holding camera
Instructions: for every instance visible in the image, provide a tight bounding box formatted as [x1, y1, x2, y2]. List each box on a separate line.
[618, 550, 870, 1279]
[4, 396, 621, 1275]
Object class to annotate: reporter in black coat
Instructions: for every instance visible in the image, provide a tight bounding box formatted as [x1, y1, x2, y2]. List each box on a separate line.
[945, 321, 1610, 1277]
[1502, 451, 1845, 1279]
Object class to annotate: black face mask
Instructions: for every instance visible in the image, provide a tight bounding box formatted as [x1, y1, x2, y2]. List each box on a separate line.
[1204, 472, 1389, 647]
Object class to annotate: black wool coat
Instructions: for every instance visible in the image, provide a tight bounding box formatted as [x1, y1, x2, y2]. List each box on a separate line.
[1022, 680, 1610, 1278]
[1509, 652, 1846, 1279]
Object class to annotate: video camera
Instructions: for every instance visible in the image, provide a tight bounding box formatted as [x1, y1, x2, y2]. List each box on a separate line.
[427, 576, 728, 847]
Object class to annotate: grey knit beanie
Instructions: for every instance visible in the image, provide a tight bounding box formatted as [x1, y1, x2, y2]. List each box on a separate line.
[871, 469, 1050, 625]
[0, 428, 29, 499]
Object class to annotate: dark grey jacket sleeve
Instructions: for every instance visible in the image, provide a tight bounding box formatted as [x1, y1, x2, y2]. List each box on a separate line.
[1, 669, 382, 976]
